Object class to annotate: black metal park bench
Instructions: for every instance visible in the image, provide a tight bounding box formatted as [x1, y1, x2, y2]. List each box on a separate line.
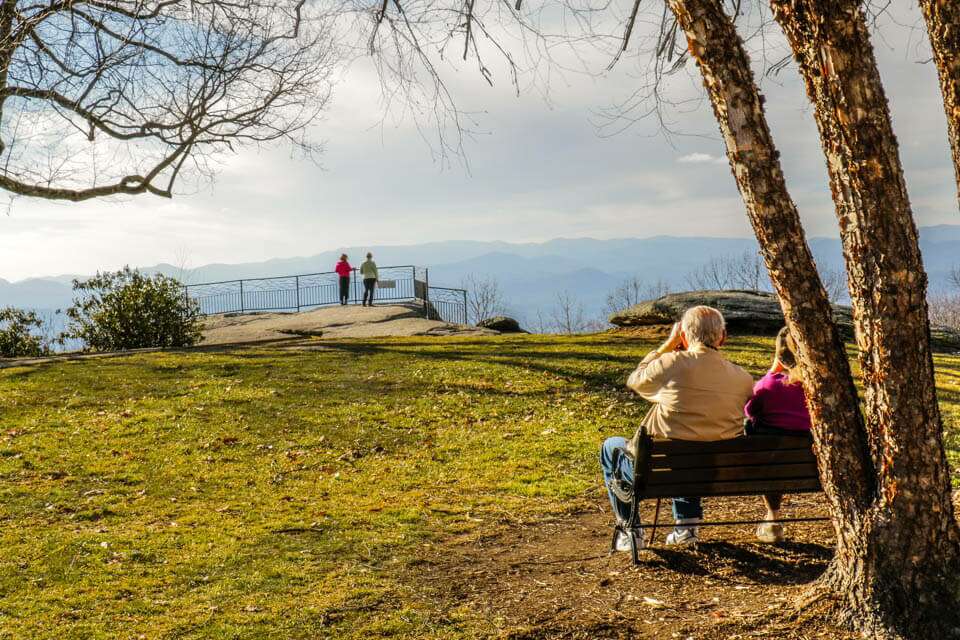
[609, 427, 826, 565]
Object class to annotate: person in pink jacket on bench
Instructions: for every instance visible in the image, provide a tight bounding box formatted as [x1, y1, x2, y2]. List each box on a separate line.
[743, 326, 812, 543]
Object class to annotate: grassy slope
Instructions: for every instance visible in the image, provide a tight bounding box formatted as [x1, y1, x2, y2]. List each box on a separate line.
[1, 335, 959, 639]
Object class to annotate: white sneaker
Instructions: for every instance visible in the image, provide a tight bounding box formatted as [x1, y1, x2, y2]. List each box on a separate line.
[665, 518, 701, 547]
[756, 522, 785, 543]
[614, 529, 646, 552]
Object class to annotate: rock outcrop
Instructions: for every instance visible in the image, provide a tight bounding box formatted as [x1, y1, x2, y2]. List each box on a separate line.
[609, 290, 960, 351]
[477, 316, 527, 333]
[609, 290, 819, 333]
[202, 302, 496, 344]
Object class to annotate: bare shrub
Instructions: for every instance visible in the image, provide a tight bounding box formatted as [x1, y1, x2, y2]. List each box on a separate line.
[549, 291, 592, 335]
[604, 277, 670, 316]
[818, 264, 848, 304]
[685, 251, 770, 291]
[461, 275, 506, 325]
[950, 265, 960, 291]
[929, 295, 960, 330]
[528, 309, 551, 334]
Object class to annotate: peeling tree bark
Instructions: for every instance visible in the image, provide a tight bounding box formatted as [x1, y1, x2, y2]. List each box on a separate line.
[767, 1, 960, 637]
[666, 0, 874, 565]
[919, 0, 960, 206]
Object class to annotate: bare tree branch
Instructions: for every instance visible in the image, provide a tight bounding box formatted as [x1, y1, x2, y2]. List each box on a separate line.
[0, 0, 334, 201]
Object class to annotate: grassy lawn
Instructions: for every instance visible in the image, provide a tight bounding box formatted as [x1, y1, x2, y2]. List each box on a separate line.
[1, 334, 959, 639]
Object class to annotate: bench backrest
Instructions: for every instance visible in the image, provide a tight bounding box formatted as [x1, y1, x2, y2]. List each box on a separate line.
[636, 434, 821, 498]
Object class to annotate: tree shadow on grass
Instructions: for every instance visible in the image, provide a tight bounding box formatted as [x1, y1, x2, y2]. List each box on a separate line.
[195, 338, 637, 395]
[936, 387, 960, 407]
[308, 341, 639, 393]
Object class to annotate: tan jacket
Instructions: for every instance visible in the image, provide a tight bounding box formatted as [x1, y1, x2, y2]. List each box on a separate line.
[626, 344, 754, 456]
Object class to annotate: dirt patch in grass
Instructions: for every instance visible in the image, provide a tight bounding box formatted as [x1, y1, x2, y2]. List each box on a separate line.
[415, 494, 858, 639]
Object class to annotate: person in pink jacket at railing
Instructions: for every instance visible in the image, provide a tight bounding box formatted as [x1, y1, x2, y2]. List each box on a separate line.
[335, 254, 352, 305]
[743, 325, 812, 544]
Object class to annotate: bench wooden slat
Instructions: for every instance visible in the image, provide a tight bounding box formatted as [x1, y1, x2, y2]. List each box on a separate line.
[648, 448, 816, 470]
[620, 431, 824, 562]
[648, 462, 819, 485]
[642, 477, 822, 498]
[650, 435, 812, 455]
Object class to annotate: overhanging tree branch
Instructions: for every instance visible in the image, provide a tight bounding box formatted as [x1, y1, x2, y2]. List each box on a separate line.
[0, 0, 334, 200]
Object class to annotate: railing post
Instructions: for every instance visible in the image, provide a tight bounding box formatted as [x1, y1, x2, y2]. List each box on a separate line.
[239, 280, 244, 313]
[462, 289, 468, 325]
[423, 268, 429, 317]
[295, 276, 300, 312]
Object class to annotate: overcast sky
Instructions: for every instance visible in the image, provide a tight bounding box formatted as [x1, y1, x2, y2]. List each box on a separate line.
[1, 4, 957, 282]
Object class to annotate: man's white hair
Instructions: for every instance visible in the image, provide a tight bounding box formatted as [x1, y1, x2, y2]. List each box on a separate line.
[681, 305, 726, 347]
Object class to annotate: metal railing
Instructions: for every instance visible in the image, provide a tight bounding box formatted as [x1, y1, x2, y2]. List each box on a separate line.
[184, 265, 468, 325]
[428, 286, 471, 326]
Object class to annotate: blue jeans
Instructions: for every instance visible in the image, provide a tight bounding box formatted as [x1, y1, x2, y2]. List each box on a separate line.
[600, 436, 703, 524]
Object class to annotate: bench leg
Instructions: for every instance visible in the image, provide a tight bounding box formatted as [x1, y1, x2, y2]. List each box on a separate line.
[628, 492, 644, 565]
[611, 501, 643, 567]
[610, 522, 640, 566]
[609, 525, 622, 554]
[610, 522, 643, 565]
[647, 498, 662, 547]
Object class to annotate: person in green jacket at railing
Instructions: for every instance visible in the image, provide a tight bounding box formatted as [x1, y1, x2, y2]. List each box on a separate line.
[360, 253, 379, 306]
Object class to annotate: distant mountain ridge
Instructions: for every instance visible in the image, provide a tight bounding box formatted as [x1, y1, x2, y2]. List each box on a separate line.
[4, 226, 960, 325]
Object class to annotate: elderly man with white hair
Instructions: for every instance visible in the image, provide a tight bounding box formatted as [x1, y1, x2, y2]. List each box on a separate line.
[600, 305, 754, 550]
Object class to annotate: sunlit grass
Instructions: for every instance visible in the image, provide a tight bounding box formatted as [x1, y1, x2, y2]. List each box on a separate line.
[0, 334, 958, 638]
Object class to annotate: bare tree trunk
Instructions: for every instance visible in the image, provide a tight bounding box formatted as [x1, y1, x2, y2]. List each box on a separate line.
[769, 1, 960, 637]
[919, 0, 960, 205]
[668, 0, 880, 618]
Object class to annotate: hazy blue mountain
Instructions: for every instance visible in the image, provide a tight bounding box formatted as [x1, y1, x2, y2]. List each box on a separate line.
[0, 277, 74, 310]
[498, 268, 624, 327]
[920, 225, 960, 244]
[429, 252, 594, 282]
[4, 226, 959, 327]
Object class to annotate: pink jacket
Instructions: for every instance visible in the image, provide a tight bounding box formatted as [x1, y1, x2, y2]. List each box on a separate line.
[335, 261, 352, 277]
[744, 372, 811, 432]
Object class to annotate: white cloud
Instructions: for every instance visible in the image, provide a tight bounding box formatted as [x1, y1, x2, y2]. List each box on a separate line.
[677, 152, 728, 165]
[677, 152, 717, 164]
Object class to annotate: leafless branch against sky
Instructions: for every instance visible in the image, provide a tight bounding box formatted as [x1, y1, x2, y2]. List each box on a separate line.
[0, 0, 335, 200]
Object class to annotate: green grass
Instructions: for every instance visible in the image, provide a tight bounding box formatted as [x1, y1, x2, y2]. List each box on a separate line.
[1, 334, 959, 639]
